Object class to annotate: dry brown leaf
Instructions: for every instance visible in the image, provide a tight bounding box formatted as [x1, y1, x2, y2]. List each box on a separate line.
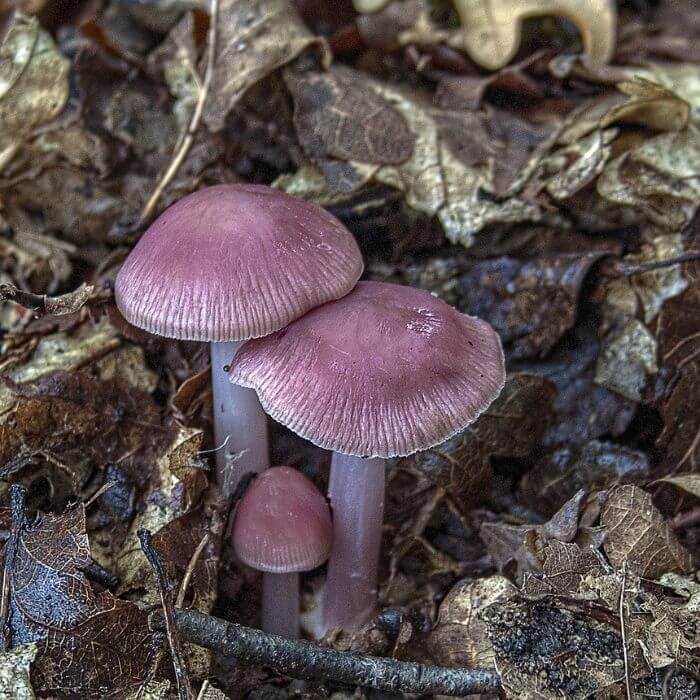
[203, 0, 329, 131]
[601, 484, 692, 578]
[8, 503, 156, 697]
[0, 13, 70, 171]
[427, 576, 516, 669]
[282, 65, 546, 246]
[481, 598, 625, 699]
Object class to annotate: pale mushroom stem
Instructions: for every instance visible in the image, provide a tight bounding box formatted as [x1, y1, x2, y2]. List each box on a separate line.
[210, 341, 270, 495]
[324, 453, 385, 633]
[262, 573, 300, 638]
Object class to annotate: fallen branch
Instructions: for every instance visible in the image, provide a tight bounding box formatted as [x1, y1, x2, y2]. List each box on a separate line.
[139, 529, 193, 700]
[151, 608, 501, 696]
[0, 282, 94, 317]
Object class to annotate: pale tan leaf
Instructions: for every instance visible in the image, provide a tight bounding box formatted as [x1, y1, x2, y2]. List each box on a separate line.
[595, 318, 657, 401]
[0, 14, 70, 170]
[427, 576, 516, 669]
[601, 484, 692, 578]
[203, 0, 329, 131]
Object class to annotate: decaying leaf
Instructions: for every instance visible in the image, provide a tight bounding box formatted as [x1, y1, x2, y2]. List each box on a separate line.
[284, 64, 546, 246]
[0, 13, 70, 171]
[601, 484, 693, 578]
[481, 598, 625, 699]
[8, 503, 156, 697]
[594, 317, 658, 401]
[0, 644, 37, 700]
[520, 440, 650, 516]
[203, 0, 330, 131]
[427, 576, 516, 669]
[404, 374, 556, 503]
[480, 489, 598, 581]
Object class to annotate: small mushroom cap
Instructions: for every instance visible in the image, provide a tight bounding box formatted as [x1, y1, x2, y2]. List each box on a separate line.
[229, 281, 506, 458]
[232, 466, 332, 573]
[115, 184, 363, 342]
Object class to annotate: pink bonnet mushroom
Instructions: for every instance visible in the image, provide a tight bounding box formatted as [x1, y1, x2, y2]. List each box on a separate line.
[115, 184, 363, 494]
[228, 281, 506, 633]
[232, 466, 332, 638]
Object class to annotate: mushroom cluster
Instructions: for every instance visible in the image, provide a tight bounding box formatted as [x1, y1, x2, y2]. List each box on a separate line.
[116, 184, 506, 638]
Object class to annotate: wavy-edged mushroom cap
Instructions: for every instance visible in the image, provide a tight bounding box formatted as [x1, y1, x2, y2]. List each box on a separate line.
[229, 281, 506, 458]
[232, 466, 332, 573]
[115, 184, 363, 342]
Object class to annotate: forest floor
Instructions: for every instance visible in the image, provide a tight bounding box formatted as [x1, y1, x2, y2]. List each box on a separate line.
[0, 0, 699, 698]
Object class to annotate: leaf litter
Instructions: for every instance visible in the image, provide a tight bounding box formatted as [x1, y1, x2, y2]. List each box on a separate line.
[0, 0, 700, 698]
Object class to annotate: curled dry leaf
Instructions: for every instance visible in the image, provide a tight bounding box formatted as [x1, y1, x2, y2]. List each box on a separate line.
[203, 0, 330, 132]
[427, 576, 516, 670]
[600, 484, 693, 578]
[0, 13, 70, 171]
[480, 489, 594, 581]
[0, 644, 37, 700]
[596, 67, 700, 230]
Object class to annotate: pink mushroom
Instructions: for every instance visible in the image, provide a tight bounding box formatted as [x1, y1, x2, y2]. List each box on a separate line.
[228, 281, 506, 633]
[115, 184, 363, 494]
[232, 466, 332, 638]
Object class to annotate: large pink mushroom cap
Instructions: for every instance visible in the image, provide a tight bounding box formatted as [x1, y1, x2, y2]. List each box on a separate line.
[232, 466, 332, 573]
[229, 281, 506, 458]
[115, 184, 363, 341]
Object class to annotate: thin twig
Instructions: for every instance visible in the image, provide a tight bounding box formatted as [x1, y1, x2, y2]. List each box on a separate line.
[0, 485, 28, 651]
[84, 481, 119, 509]
[176, 533, 210, 608]
[618, 563, 633, 700]
[151, 608, 501, 696]
[614, 251, 700, 276]
[137, 0, 219, 226]
[138, 529, 194, 700]
[0, 283, 94, 317]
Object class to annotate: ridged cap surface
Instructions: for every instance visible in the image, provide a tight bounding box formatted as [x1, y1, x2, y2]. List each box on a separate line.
[229, 281, 506, 458]
[115, 184, 363, 341]
[232, 466, 332, 573]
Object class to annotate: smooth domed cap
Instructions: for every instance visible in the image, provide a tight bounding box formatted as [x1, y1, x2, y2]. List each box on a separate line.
[115, 184, 363, 342]
[229, 281, 506, 458]
[232, 466, 332, 573]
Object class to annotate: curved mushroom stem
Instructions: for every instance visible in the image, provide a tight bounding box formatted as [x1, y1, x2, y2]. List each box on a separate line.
[324, 454, 385, 633]
[262, 572, 299, 638]
[210, 341, 270, 495]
